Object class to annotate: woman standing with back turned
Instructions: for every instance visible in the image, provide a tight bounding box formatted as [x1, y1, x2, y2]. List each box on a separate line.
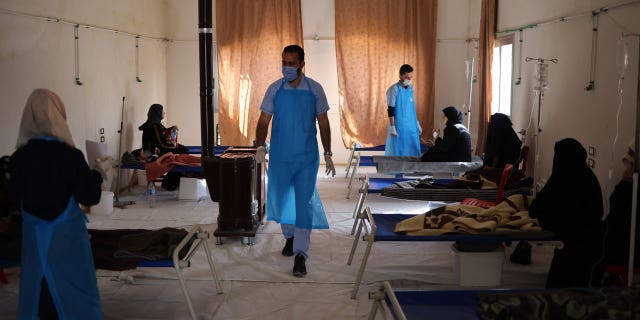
[10, 89, 104, 319]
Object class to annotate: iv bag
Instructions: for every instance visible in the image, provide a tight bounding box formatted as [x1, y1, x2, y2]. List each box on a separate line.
[534, 63, 549, 91]
[616, 37, 629, 79]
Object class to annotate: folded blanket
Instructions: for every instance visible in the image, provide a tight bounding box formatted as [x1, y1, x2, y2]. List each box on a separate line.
[394, 194, 542, 235]
[145, 153, 201, 182]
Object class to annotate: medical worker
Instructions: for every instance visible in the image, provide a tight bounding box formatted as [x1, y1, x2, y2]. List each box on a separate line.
[255, 45, 335, 277]
[385, 64, 422, 156]
[10, 89, 104, 319]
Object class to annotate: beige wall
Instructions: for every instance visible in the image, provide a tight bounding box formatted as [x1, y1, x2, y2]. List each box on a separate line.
[0, 0, 168, 162]
[499, 0, 639, 200]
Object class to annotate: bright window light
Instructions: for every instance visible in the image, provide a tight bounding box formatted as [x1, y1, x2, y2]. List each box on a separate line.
[491, 38, 513, 116]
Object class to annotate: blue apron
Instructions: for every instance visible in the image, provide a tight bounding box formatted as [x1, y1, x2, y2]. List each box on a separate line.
[266, 78, 329, 229]
[385, 83, 421, 156]
[19, 197, 102, 319]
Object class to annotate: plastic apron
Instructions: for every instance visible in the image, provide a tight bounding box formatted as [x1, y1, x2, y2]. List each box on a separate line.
[19, 196, 102, 319]
[266, 78, 329, 229]
[385, 83, 421, 156]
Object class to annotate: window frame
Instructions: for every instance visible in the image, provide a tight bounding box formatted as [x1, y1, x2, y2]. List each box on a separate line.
[491, 34, 515, 116]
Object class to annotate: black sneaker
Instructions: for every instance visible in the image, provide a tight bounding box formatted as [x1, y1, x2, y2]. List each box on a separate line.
[281, 237, 294, 256]
[293, 254, 307, 277]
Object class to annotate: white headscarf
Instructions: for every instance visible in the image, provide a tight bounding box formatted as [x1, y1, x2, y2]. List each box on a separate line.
[16, 89, 75, 148]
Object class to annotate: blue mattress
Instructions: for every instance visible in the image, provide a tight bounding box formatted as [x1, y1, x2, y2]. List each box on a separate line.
[354, 144, 429, 152]
[372, 213, 555, 242]
[121, 163, 204, 173]
[389, 290, 481, 320]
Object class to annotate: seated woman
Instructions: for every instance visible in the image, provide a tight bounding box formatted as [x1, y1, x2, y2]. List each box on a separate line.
[603, 141, 640, 284]
[138, 104, 187, 190]
[139, 104, 187, 156]
[529, 138, 605, 288]
[479, 113, 523, 183]
[421, 106, 471, 162]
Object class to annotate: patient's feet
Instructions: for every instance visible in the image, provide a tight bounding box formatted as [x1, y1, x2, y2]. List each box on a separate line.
[282, 237, 294, 256]
[293, 254, 307, 277]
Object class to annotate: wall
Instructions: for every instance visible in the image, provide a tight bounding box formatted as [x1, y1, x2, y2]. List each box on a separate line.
[499, 0, 639, 200]
[0, 0, 168, 167]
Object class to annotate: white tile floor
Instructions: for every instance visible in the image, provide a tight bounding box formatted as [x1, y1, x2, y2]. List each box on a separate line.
[0, 165, 554, 319]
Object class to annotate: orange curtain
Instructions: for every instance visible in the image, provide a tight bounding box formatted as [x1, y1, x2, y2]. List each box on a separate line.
[216, 0, 303, 146]
[335, 0, 437, 148]
[475, 0, 497, 155]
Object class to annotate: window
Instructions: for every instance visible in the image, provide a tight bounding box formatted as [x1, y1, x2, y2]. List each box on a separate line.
[491, 35, 514, 116]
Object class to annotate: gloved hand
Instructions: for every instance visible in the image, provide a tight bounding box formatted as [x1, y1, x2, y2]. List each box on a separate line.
[324, 155, 336, 177]
[390, 125, 398, 136]
[255, 146, 267, 163]
[417, 121, 422, 135]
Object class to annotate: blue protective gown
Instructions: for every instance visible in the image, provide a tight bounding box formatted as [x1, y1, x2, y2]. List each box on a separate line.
[385, 83, 421, 156]
[19, 196, 102, 319]
[266, 77, 329, 233]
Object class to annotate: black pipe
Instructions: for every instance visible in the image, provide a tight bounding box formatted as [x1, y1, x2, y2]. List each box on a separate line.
[198, 0, 214, 157]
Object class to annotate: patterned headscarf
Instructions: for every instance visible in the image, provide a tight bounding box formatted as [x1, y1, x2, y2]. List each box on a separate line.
[16, 88, 75, 148]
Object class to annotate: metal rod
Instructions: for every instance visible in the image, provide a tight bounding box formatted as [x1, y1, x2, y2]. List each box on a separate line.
[629, 36, 640, 287]
[198, 0, 215, 157]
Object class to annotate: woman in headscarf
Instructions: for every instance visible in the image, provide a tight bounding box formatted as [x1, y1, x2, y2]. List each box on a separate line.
[529, 138, 605, 288]
[603, 141, 640, 283]
[483, 113, 522, 168]
[421, 106, 471, 162]
[138, 104, 186, 190]
[138, 103, 185, 155]
[9, 89, 104, 319]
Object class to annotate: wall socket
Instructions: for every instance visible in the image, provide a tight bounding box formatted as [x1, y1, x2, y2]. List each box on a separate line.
[588, 146, 596, 156]
[588, 158, 595, 168]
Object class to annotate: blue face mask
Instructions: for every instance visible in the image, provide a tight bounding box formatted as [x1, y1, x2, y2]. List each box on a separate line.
[282, 66, 299, 82]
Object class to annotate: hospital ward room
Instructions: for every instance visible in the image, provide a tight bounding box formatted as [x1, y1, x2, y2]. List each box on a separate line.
[2, 0, 640, 319]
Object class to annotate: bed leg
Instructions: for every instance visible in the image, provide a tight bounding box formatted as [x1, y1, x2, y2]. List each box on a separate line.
[243, 237, 255, 246]
[347, 214, 364, 266]
[345, 145, 356, 178]
[199, 229, 223, 294]
[351, 231, 374, 299]
[216, 237, 223, 245]
[346, 155, 360, 199]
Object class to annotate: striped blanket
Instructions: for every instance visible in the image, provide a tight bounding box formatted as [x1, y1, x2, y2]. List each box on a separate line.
[394, 194, 542, 236]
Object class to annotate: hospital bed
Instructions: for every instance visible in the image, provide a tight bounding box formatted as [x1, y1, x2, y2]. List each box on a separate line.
[347, 207, 557, 299]
[367, 280, 638, 320]
[0, 225, 222, 320]
[344, 143, 428, 199]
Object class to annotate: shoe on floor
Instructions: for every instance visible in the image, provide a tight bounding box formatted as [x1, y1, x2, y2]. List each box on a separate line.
[293, 254, 307, 277]
[282, 237, 294, 256]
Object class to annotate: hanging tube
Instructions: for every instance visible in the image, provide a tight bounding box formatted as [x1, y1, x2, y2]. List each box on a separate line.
[198, 0, 214, 157]
[585, 12, 599, 91]
[74, 24, 82, 86]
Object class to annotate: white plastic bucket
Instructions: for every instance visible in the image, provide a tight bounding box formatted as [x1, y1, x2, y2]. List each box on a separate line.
[136, 169, 147, 186]
[93, 191, 114, 215]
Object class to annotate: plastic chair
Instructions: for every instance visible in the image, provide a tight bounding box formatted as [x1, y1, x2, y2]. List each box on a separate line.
[460, 164, 513, 207]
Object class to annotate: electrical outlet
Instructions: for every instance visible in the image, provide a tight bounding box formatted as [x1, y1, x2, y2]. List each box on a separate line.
[588, 146, 595, 156]
[588, 158, 595, 168]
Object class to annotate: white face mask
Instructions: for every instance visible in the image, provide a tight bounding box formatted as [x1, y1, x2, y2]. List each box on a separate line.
[402, 79, 412, 87]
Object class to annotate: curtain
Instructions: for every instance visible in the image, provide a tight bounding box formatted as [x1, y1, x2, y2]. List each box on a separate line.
[475, 0, 497, 156]
[335, 0, 437, 148]
[216, 0, 303, 146]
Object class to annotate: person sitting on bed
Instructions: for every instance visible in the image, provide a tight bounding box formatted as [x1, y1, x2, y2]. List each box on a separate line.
[138, 104, 187, 190]
[529, 138, 605, 288]
[421, 106, 471, 162]
[603, 140, 640, 285]
[478, 113, 523, 183]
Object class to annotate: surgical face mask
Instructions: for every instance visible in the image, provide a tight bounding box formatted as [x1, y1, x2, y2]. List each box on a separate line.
[402, 79, 412, 87]
[282, 66, 299, 82]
